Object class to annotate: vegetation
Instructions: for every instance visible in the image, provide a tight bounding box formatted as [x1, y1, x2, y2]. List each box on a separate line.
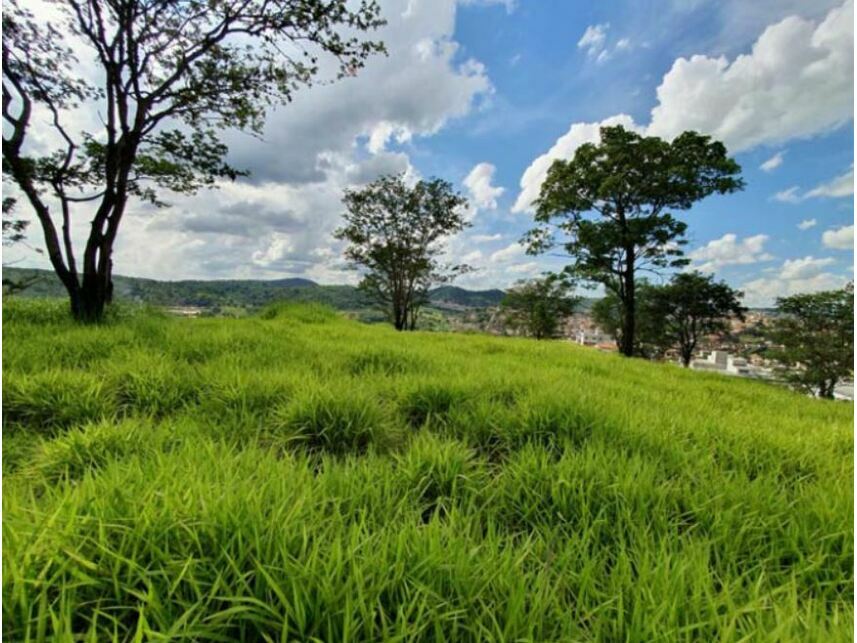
[2, 0, 385, 322]
[769, 285, 854, 398]
[3, 299, 852, 640]
[642, 271, 746, 367]
[525, 125, 744, 357]
[500, 274, 579, 339]
[336, 174, 471, 330]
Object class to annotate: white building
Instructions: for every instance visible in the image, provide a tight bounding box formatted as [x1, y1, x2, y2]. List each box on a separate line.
[690, 350, 755, 377]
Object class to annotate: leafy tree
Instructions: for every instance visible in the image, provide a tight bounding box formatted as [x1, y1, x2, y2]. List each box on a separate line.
[500, 274, 578, 339]
[525, 125, 743, 357]
[335, 174, 470, 331]
[642, 271, 745, 367]
[768, 285, 853, 399]
[3, 0, 385, 322]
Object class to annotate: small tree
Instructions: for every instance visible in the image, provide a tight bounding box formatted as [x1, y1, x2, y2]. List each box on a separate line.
[500, 274, 578, 339]
[525, 125, 743, 357]
[3, 0, 385, 322]
[768, 285, 853, 399]
[335, 174, 470, 331]
[2, 196, 43, 293]
[643, 272, 745, 367]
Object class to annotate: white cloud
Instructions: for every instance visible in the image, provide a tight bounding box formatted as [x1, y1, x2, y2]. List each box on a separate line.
[463, 162, 505, 212]
[459, 0, 517, 12]
[647, 0, 853, 150]
[771, 166, 853, 202]
[490, 242, 527, 263]
[822, 224, 854, 249]
[779, 255, 835, 279]
[805, 165, 854, 198]
[797, 218, 817, 230]
[760, 151, 785, 172]
[688, 233, 773, 272]
[615, 38, 631, 51]
[512, 114, 640, 212]
[741, 270, 846, 307]
[461, 249, 483, 263]
[515, 1, 853, 211]
[577, 24, 609, 58]
[773, 187, 802, 203]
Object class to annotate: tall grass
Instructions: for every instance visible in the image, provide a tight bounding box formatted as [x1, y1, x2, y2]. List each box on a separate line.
[3, 298, 853, 641]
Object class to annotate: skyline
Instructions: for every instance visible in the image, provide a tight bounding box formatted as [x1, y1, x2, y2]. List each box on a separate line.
[6, 0, 854, 307]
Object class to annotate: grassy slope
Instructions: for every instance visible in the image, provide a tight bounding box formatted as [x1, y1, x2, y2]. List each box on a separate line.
[2, 299, 853, 641]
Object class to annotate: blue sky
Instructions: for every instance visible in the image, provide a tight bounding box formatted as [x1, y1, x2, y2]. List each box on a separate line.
[11, 0, 854, 306]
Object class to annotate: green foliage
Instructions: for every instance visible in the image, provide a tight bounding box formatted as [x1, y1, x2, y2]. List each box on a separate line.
[643, 271, 746, 366]
[526, 125, 744, 356]
[336, 173, 471, 330]
[769, 284, 854, 398]
[500, 273, 579, 339]
[2, 299, 853, 640]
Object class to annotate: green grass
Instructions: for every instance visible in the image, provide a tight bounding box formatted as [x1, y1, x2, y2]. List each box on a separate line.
[3, 298, 853, 641]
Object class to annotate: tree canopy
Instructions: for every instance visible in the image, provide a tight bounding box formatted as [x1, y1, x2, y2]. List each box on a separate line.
[768, 285, 853, 399]
[642, 271, 745, 367]
[335, 174, 470, 331]
[500, 274, 578, 340]
[525, 125, 744, 357]
[2, 0, 385, 321]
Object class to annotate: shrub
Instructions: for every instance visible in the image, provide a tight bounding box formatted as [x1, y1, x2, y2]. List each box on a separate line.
[271, 388, 397, 455]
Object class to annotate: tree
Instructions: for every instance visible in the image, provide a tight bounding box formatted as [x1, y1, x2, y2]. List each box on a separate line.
[3, 0, 385, 322]
[768, 285, 853, 399]
[590, 281, 663, 357]
[642, 271, 745, 367]
[500, 274, 578, 339]
[525, 125, 743, 357]
[335, 174, 470, 331]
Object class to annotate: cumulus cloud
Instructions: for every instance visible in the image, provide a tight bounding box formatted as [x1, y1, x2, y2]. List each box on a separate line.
[514, 1, 853, 211]
[103, 0, 493, 281]
[797, 218, 817, 230]
[470, 233, 504, 243]
[779, 255, 836, 279]
[463, 162, 505, 212]
[760, 151, 785, 172]
[688, 233, 774, 272]
[741, 269, 846, 307]
[822, 224, 854, 249]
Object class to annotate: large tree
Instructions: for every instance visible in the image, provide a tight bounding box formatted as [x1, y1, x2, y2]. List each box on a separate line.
[500, 274, 578, 340]
[335, 174, 469, 331]
[643, 271, 745, 367]
[3, 0, 385, 322]
[768, 285, 853, 399]
[525, 125, 743, 357]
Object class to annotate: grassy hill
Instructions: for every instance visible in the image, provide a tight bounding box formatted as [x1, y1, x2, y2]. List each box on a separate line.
[2, 299, 852, 640]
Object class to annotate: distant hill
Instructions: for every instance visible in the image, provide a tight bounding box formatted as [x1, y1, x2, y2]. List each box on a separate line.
[2, 267, 507, 312]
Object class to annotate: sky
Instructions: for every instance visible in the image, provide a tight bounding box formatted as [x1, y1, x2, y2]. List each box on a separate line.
[7, 0, 855, 307]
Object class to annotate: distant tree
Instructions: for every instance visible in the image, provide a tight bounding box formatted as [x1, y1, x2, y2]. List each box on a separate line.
[768, 285, 854, 399]
[335, 174, 470, 330]
[642, 272, 746, 367]
[3, 0, 385, 322]
[2, 196, 43, 293]
[525, 125, 744, 357]
[500, 274, 578, 339]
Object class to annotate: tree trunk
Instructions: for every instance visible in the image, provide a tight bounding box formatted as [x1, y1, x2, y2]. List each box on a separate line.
[619, 256, 636, 357]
